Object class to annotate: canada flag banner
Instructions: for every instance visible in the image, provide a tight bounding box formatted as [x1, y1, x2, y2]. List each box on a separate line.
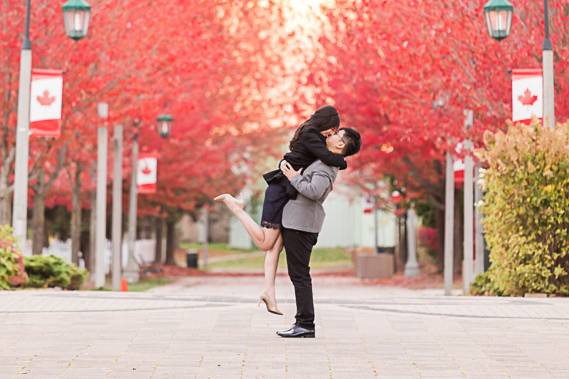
[454, 159, 465, 186]
[512, 69, 543, 123]
[137, 154, 158, 194]
[30, 69, 63, 137]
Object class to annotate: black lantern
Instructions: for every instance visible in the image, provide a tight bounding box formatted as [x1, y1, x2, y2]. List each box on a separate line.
[483, 0, 513, 41]
[62, 0, 91, 41]
[157, 114, 173, 138]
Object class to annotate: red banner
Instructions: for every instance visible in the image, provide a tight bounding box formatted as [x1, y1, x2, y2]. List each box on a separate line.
[512, 68, 542, 124]
[30, 69, 63, 137]
[137, 153, 158, 194]
[454, 159, 464, 186]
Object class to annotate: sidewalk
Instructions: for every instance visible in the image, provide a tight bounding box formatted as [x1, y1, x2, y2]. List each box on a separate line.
[1, 276, 568, 378]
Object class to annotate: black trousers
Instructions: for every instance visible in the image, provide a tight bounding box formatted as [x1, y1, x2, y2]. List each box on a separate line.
[282, 227, 318, 329]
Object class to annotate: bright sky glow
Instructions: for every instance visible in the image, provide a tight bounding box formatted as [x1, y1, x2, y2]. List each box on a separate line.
[272, 0, 337, 118]
[287, 0, 330, 16]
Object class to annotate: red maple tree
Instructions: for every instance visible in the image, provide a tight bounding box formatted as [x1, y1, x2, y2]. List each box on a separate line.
[312, 0, 569, 267]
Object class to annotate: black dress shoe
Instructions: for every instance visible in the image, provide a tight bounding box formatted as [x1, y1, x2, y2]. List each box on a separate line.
[276, 325, 315, 338]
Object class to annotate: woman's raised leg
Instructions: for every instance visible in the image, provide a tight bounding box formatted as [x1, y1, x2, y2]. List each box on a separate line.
[214, 194, 280, 251]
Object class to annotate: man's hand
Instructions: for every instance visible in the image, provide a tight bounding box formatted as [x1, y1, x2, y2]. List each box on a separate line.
[281, 161, 302, 181]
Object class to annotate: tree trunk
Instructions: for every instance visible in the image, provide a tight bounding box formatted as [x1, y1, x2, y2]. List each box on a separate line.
[71, 164, 82, 266]
[0, 170, 11, 225]
[31, 167, 46, 256]
[80, 221, 91, 272]
[0, 66, 14, 227]
[435, 207, 445, 273]
[395, 213, 407, 272]
[43, 215, 49, 249]
[400, 213, 408, 269]
[165, 219, 176, 265]
[394, 215, 401, 272]
[154, 217, 163, 264]
[31, 194, 46, 255]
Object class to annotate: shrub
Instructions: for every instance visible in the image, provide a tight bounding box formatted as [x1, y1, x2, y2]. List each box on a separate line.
[25, 255, 87, 290]
[0, 225, 28, 289]
[418, 226, 438, 253]
[470, 270, 504, 296]
[477, 121, 569, 296]
[417, 226, 439, 264]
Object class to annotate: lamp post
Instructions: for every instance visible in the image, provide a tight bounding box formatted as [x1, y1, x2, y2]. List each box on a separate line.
[124, 121, 140, 284]
[443, 149, 455, 295]
[111, 124, 123, 291]
[484, 0, 555, 127]
[95, 102, 108, 288]
[463, 110, 475, 294]
[404, 207, 419, 277]
[432, 94, 455, 295]
[154, 114, 172, 265]
[125, 114, 173, 283]
[12, 0, 91, 249]
[474, 166, 485, 276]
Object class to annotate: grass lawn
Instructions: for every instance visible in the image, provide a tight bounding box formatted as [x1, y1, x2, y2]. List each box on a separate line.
[206, 247, 352, 271]
[180, 242, 255, 255]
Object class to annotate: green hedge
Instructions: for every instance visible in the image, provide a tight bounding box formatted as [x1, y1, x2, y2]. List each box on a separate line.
[470, 269, 504, 296]
[476, 121, 569, 296]
[0, 225, 28, 289]
[25, 255, 88, 290]
[0, 226, 87, 290]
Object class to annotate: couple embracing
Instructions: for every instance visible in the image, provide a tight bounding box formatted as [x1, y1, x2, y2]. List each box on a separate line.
[215, 105, 361, 338]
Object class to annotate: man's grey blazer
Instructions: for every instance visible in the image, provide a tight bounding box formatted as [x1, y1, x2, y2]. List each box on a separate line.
[282, 160, 338, 234]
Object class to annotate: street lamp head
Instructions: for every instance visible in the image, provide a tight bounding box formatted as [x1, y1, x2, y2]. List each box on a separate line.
[62, 0, 91, 41]
[432, 91, 449, 110]
[157, 114, 173, 138]
[483, 0, 513, 41]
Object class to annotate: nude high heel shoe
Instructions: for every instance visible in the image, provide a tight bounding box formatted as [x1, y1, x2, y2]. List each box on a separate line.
[213, 194, 245, 210]
[258, 292, 283, 315]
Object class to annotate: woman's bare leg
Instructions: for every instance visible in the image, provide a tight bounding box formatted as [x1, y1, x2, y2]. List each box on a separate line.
[214, 194, 280, 250]
[263, 233, 283, 303]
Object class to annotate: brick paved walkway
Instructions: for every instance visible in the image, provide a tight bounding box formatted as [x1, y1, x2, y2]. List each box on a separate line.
[1, 276, 569, 378]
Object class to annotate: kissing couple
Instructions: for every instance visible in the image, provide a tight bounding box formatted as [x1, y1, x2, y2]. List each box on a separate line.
[216, 105, 361, 338]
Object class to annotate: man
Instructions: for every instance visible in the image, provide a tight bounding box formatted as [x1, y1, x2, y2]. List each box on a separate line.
[278, 127, 361, 338]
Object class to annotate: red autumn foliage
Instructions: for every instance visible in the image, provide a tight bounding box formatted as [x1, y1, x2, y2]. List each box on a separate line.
[316, 0, 568, 206]
[418, 226, 440, 254]
[2, 1, 568, 268]
[1, 2, 306, 241]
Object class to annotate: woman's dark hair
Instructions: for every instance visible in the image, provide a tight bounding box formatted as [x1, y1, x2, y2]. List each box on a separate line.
[289, 105, 340, 150]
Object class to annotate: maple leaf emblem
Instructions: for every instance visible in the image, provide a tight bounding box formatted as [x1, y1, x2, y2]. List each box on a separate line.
[36, 90, 56, 106]
[518, 88, 538, 106]
[142, 164, 151, 175]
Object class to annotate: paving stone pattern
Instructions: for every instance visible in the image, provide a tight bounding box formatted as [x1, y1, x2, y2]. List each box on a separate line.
[1, 277, 568, 378]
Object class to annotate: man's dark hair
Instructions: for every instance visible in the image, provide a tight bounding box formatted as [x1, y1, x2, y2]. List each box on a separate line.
[339, 127, 361, 157]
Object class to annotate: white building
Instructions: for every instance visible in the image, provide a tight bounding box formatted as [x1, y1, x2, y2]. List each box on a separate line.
[229, 183, 397, 249]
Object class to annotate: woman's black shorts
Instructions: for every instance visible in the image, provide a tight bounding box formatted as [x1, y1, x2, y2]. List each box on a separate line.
[261, 181, 289, 229]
